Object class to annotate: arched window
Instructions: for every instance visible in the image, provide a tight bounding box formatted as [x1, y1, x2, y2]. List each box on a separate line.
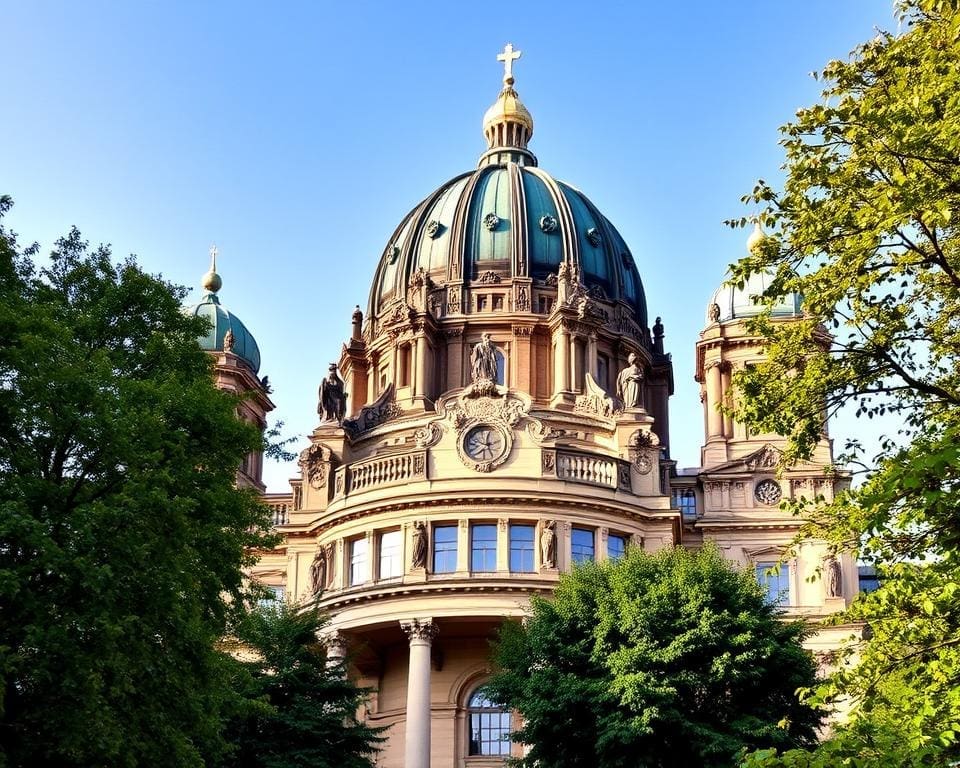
[467, 688, 511, 756]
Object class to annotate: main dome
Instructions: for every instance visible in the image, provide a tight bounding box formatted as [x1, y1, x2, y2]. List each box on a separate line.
[367, 49, 648, 331]
[368, 165, 648, 327]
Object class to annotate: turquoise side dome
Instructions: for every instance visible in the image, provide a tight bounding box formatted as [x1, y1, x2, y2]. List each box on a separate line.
[184, 259, 262, 374]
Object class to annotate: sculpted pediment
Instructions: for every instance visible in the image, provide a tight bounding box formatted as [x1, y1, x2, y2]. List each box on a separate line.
[706, 443, 783, 475]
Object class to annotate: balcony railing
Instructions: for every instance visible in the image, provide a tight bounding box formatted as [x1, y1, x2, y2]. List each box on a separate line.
[334, 450, 428, 499]
[552, 450, 632, 493]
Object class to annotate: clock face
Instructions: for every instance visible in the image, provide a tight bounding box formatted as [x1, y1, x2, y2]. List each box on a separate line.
[464, 426, 505, 461]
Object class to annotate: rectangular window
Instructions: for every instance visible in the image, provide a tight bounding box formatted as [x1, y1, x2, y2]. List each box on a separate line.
[399, 345, 411, 387]
[493, 295, 503, 311]
[608, 534, 627, 561]
[257, 585, 284, 609]
[509, 524, 535, 572]
[471, 524, 498, 572]
[350, 538, 368, 585]
[571, 527, 595, 564]
[756, 562, 790, 606]
[433, 525, 458, 573]
[379, 530, 402, 579]
[672, 489, 698, 520]
[597, 354, 610, 392]
[477, 295, 488, 312]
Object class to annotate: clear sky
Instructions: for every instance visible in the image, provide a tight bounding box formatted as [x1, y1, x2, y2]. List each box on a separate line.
[3, 1, 897, 492]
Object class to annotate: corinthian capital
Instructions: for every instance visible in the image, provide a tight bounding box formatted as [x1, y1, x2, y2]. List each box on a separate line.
[400, 618, 438, 643]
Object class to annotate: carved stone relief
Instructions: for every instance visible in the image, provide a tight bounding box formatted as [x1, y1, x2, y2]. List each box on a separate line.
[343, 383, 401, 438]
[298, 443, 332, 489]
[575, 372, 615, 418]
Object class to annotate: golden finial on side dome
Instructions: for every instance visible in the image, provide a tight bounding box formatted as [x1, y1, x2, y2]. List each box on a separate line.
[746, 221, 767, 256]
[201, 243, 223, 293]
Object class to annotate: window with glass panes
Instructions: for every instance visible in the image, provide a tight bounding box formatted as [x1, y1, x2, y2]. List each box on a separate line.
[467, 689, 511, 756]
[379, 530, 402, 579]
[349, 538, 368, 585]
[755, 561, 790, 606]
[509, 524, 534, 572]
[471, 524, 497, 572]
[571, 527, 595, 564]
[672, 488, 697, 520]
[433, 525, 458, 573]
[608, 533, 627, 560]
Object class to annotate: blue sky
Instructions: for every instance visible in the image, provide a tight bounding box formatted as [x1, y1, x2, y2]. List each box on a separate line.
[3, 1, 896, 491]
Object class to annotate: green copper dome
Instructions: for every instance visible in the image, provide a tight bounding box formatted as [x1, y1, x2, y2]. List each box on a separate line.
[184, 254, 262, 373]
[369, 164, 647, 327]
[706, 225, 802, 326]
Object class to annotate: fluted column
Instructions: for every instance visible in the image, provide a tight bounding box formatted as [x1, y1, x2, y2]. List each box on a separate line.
[401, 618, 438, 768]
[706, 361, 723, 438]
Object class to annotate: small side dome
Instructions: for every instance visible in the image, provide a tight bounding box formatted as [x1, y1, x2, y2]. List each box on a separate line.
[706, 226, 801, 325]
[183, 247, 262, 373]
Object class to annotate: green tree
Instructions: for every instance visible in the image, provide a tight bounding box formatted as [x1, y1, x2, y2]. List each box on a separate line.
[727, 1, 960, 763]
[220, 602, 383, 768]
[485, 546, 820, 768]
[0, 197, 273, 767]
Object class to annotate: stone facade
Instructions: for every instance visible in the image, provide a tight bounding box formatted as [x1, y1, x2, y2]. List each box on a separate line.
[242, 50, 857, 768]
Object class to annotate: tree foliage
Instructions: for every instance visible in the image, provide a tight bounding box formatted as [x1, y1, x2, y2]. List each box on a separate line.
[0, 197, 273, 767]
[219, 603, 383, 768]
[486, 546, 820, 768]
[727, 1, 960, 763]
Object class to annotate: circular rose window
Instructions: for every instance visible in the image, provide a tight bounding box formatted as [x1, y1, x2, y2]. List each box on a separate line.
[755, 479, 782, 505]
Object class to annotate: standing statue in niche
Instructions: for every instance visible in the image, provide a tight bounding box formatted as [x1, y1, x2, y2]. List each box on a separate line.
[616, 352, 645, 409]
[309, 547, 328, 596]
[826, 556, 843, 598]
[319, 363, 348, 424]
[411, 521, 428, 569]
[471, 332, 498, 383]
[540, 520, 556, 569]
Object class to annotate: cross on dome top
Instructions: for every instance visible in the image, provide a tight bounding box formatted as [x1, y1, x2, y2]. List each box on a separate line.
[497, 43, 522, 85]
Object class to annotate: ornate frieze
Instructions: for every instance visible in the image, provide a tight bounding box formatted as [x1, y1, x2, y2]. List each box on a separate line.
[476, 270, 501, 284]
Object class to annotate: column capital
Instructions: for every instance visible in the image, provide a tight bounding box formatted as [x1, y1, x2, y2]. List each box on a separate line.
[400, 618, 438, 643]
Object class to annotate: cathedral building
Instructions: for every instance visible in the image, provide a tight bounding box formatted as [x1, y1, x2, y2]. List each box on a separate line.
[191, 46, 857, 768]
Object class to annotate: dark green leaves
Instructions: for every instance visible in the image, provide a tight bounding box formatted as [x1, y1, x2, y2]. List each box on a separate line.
[486, 546, 820, 768]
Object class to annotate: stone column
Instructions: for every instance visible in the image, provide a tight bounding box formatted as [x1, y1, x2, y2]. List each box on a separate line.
[720, 362, 733, 438]
[415, 334, 428, 398]
[706, 362, 723, 438]
[401, 619, 438, 768]
[555, 328, 570, 394]
[569, 334, 579, 393]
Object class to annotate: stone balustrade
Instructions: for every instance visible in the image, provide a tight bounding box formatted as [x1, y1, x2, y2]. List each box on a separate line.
[334, 450, 428, 498]
[553, 450, 632, 492]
